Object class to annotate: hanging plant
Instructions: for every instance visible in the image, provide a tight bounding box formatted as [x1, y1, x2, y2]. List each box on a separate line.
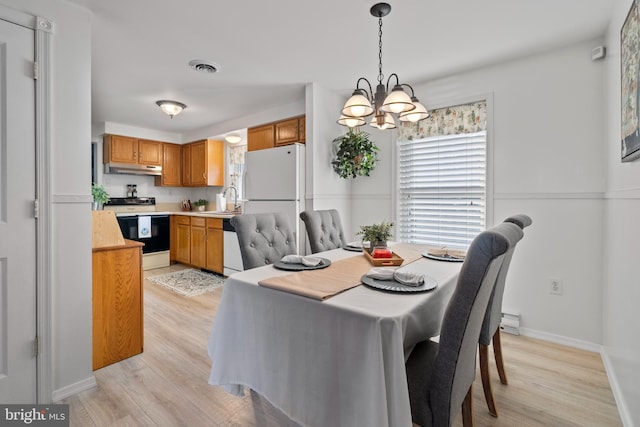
[331, 129, 379, 179]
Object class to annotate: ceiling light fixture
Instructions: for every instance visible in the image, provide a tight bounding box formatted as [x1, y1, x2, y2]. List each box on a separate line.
[156, 100, 187, 119]
[338, 3, 429, 130]
[224, 133, 242, 144]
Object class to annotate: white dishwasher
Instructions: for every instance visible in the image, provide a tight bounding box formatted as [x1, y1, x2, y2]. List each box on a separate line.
[223, 218, 244, 276]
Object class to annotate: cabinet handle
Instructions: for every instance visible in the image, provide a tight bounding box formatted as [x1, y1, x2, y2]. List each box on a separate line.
[133, 151, 137, 159]
[203, 172, 206, 180]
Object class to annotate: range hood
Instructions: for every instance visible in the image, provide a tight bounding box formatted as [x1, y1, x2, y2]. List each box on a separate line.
[104, 162, 162, 176]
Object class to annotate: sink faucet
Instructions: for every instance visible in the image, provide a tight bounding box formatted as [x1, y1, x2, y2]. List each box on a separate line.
[223, 185, 240, 211]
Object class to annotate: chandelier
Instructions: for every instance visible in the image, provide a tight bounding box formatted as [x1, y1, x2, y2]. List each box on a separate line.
[338, 3, 429, 130]
[156, 100, 187, 119]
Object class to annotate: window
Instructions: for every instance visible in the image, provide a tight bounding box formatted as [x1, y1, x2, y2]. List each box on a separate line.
[228, 143, 247, 199]
[397, 101, 487, 250]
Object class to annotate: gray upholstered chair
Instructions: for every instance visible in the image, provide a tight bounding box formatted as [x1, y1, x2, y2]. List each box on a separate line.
[406, 222, 523, 427]
[299, 209, 347, 254]
[479, 214, 532, 417]
[230, 212, 297, 270]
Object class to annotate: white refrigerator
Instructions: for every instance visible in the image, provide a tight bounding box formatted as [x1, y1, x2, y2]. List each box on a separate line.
[244, 143, 306, 253]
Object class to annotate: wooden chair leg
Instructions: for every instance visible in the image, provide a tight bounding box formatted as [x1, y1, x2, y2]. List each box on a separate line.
[462, 384, 475, 427]
[479, 343, 498, 417]
[493, 329, 508, 385]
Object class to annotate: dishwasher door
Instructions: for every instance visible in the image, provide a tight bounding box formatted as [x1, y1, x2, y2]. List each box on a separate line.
[223, 219, 243, 276]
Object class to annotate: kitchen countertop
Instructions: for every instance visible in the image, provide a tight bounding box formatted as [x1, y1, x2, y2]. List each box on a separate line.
[114, 211, 240, 218]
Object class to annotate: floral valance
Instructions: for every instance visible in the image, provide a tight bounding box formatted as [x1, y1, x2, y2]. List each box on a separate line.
[397, 100, 487, 141]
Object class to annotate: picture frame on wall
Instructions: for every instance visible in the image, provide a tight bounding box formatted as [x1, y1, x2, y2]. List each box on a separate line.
[621, 0, 640, 162]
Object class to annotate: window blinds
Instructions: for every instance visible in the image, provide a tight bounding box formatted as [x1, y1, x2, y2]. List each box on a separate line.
[398, 131, 486, 250]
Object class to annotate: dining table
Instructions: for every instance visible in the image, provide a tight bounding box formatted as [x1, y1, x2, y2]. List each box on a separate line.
[207, 243, 463, 427]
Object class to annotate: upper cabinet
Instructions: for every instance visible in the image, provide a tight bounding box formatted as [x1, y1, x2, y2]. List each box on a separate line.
[104, 134, 162, 166]
[248, 115, 305, 152]
[155, 142, 182, 187]
[182, 139, 224, 187]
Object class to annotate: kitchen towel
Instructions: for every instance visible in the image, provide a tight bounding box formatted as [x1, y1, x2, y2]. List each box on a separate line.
[138, 216, 151, 239]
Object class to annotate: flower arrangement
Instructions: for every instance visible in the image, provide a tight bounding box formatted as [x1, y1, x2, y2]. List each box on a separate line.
[331, 129, 379, 179]
[356, 221, 394, 249]
[193, 198, 208, 211]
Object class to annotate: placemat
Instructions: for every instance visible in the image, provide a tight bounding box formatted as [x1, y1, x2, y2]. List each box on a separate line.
[259, 255, 372, 300]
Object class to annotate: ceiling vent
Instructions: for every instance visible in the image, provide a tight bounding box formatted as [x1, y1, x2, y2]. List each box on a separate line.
[188, 59, 220, 74]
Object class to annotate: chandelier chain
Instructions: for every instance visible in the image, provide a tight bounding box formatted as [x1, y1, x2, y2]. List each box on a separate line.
[377, 17, 384, 85]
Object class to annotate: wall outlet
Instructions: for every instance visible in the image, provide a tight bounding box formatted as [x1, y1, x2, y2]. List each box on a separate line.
[550, 278, 563, 295]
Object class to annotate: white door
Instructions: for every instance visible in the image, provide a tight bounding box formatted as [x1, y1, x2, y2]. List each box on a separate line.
[0, 18, 37, 403]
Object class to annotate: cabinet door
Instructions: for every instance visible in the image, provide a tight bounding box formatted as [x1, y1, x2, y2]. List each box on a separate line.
[105, 134, 138, 163]
[156, 143, 182, 186]
[138, 139, 163, 166]
[206, 219, 223, 273]
[181, 144, 191, 186]
[206, 140, 224, 186]
[92, 245, 143, 370]
[248, 124, 275, 151]
[190, 220, 207, 268]
[175, 222, 191, 264]
[189, 140, 207, 186]
[275, 118, 300, 146]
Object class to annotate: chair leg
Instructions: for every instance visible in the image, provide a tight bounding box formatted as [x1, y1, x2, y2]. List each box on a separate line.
[493, 329, 508, 385]
[462, 384, 475, 427]
[479, 343, 498, 417]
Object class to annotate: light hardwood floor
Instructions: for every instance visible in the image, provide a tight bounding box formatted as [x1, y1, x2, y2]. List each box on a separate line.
[63, 264, 622, 426]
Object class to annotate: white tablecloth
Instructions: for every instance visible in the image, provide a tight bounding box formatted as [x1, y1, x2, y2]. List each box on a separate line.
[207, 247, 461, 427]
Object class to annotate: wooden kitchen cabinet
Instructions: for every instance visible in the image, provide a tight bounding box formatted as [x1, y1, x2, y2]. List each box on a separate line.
[170, 215, 224, 274]
[190, 217, 207, 268]
[182, 139, 224, 186]
[103, 134, 162, 166]
[248, 124, 275, 152]
[206, 218, 223, 274]
[155, 142, 182, 186]
[275, 116, 305, 145]
[172, 215, 191, 264]
[92, 239, 144, 370]
[248, 115, 305, 151]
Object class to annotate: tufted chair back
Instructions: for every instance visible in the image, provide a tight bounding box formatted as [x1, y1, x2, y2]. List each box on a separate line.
[299, 209, 347, 254]
[230, 212, 298, 270]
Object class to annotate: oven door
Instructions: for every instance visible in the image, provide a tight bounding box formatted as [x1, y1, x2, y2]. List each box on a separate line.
[116, 214, 170, 254]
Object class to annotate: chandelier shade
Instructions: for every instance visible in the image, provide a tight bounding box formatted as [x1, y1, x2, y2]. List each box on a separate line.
[337, 114, 366, 128]
[338, 3, 428, 130]
[399, 98, 430, 122]
[156, 100, 187, 119]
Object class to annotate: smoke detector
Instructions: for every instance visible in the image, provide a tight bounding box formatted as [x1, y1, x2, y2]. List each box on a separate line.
[188, 59, 220, 74]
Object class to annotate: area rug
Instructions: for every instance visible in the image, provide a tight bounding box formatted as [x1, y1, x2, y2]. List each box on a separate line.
[148, 269, 225, 297]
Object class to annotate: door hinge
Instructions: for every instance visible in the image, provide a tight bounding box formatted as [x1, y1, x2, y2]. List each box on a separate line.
[33, 199, 39, 219]
[33, 61, 38, 80]
[34, 336, 39, 358]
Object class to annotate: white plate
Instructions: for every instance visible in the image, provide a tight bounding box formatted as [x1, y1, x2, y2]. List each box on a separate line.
[360, 274, 437, 293]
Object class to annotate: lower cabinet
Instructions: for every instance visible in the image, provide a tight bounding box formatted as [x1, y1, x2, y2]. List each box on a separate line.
[170, 215, 224, 274]
[92, 240, 144, 370]
[206, 218, 223, 273]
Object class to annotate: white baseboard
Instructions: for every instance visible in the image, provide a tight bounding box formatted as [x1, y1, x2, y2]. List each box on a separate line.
[600, 350, 634, 427]
[519, 327, 601, 353]
[51, 375, 97, 402]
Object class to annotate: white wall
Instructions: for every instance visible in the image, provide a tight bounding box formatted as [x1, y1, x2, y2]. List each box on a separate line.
[0, 0, 95, 400]
[603, 0, 640, 424]
[306, 83, 353, 240]
[352, 39, 607, 346]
